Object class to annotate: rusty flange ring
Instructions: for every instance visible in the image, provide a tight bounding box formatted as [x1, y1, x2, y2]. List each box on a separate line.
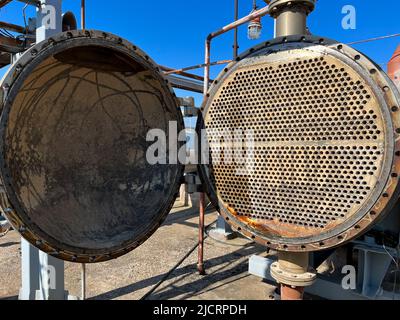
[0, 30, 184, 263]
[198, 34, 400, 252]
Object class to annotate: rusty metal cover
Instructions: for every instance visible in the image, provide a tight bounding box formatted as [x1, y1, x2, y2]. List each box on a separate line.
[0, 30, 184, 263]
[198, 35, 400, 252]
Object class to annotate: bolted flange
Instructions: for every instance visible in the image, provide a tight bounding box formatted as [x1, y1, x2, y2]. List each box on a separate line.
[270, 261, 317, 287]
[267, 0, 316, 18]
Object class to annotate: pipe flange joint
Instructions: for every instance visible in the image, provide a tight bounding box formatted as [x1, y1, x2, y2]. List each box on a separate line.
[267, 0, 316, 18]
[270, 261, 317, 287]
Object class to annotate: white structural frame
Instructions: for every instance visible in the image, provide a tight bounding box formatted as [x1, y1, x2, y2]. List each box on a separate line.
[18, 0, 71, 301]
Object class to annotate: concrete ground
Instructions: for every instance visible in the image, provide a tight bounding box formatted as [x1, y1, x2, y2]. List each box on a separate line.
[0, 198, 278, 300]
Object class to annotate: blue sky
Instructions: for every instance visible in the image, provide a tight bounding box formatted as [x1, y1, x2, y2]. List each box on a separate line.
[0, 0, 399, 124]
[1, 1, 399, 73]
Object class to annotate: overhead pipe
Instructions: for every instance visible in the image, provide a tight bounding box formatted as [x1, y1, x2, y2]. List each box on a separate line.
[0, 21, 30, 34]
[203, 5, 270, 95]
[160, 65, 207, 82]
[163, 60, 232, 76]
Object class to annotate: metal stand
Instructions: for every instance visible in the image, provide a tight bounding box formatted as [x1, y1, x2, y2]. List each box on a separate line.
[354, 243, 396, 298]
[19, 239, 69, 300]
[18, 0, 76, 301]
[208, 215, 236, 241]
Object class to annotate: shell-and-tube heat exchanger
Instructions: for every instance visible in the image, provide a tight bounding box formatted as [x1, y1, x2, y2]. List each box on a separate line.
[197, 0, 400, 299]
[0, 0, 399, 300]
[0, 30, 185, 263]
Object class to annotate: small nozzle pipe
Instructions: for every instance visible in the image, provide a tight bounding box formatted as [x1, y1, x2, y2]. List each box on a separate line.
[275, 6, 308, 37]
[277, 251, 309, 274]
[268, 0, 315, 37]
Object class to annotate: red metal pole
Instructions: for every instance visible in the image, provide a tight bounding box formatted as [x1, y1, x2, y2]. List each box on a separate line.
[197, 192, 206, 275]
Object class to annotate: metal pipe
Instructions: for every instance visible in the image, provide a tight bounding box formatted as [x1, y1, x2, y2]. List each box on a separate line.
[204, 5, 270, 94]
[269, 0, 315, 37]
[233, 0, 239, 59]
[0, 35, 26, 53]
[160, 65, 206, 82]
[281, 285, 305, 300]
[0, 0, 12, 9]
[81, 263, 86, 300]
[274, 7, 307, 37]
[0, 21, 29, 34]
[81, 0, 86, 30]
[0, 0, 40, 8]
[271, 251, 316, 300]
[163, 60, 232, 76]
[197, 192, 206, 275]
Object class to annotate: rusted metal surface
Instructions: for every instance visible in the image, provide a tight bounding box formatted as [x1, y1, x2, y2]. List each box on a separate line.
[198, 192, 206, 275]
[0, 30, 184, 263]
[280, 285, 305, 300]
[388, 45, 400, 90]
[0, 0, 13, 8]
[0, 35, 26, 53]
[0, 21, 29, 34]
[0, 52, 11, 68]
[198, 35, 400, 252]
[197, 192, 206, 275]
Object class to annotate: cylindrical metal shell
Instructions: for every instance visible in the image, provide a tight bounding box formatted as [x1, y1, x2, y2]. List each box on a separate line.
[0, 30, 184, 263]
[198, 35, 400, 252]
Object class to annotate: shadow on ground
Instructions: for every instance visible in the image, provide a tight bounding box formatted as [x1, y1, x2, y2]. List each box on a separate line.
[90, 243, 261, 300]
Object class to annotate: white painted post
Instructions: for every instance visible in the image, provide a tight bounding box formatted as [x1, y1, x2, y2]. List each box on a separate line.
[19, 0, 68, 301]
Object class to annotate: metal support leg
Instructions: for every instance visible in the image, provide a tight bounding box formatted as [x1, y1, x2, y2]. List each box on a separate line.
[19, 0, 70, 301]
[354, 244, 395, 298]
[19, 239, 68, 300]
[208, 215, 237, 241]
[19, 240, 40, 300]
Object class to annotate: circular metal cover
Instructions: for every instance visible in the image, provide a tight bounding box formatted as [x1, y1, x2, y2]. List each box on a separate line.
[0, 30, 184, 263]
[198, 35, 400, 252]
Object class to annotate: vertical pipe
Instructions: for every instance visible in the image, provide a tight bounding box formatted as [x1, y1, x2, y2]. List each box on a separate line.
[271, 251, 315, 301]
[81, 0, 86, 30]
[233, 0, 239, 59]
[274, 8, 307, 37]
[204, 39, 211, 96]
[197, 192, 206, 275]
[281, 285, 305, 300]
[81, 263, 86, 300]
